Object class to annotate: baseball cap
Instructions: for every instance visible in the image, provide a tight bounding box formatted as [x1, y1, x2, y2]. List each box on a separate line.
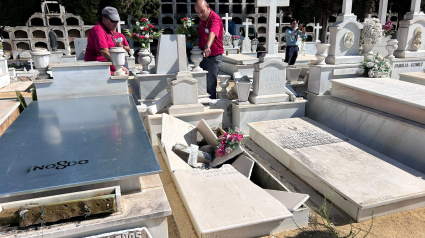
[102, 7, 120, 22]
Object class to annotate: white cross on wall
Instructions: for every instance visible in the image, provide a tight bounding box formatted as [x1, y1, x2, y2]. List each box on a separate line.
[242, 18, 252, 39]
[255, 0, 289, 55]
[314, 23, 322, 43]
[222, 13, 232, 34]
[117, 20, 126, 33]
[28, 59, 34, 70]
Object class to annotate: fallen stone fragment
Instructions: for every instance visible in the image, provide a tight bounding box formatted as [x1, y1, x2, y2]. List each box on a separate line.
[173, 143, 212, 163]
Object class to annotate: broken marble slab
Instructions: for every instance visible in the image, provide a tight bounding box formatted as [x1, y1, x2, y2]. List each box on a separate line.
[173, 165, 293, 238]
[147, 93, 172, 114]
[196, 119, 218, 146]
[172, 143, 212, 163]
[231, 154, 254, 178]
[265, 189, 309, 212]
[188, 144, 199, 167]
[248, 117, 425, 222]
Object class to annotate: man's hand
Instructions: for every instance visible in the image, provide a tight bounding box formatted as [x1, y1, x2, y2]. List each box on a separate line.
[122, 66, 129, 75]
[117, 42, 123, 47]
[203, 47, 211, 57]
[302, 27, 306, 34]
[298, 24, 303, 30]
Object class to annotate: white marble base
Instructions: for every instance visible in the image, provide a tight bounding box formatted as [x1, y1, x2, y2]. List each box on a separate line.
[167, 103, 204, 115]
[399, 71, 425, 85]
[325, 55, 364, 65]
[331, 78, 425, 125]
[0, 73, 11, 89]
[232, 99, 306, 132]
[134, 71, 208, 102]
[306, 92, 425, 174]
[220, 61, 256, 78]
[394, 50, 425, 58]
[249, 94, 289, 104]
[146, 108, 224, 146]
[249, 117, 425, 222]
[222, 54, 259, 65]
[241, 52, 258, 58]
[35, 62, 127, 101]
[61, 55, 77, 63]
[307, 63, 361, 95]
[49, 51, 63, 63]
[390, 57, 425, 79]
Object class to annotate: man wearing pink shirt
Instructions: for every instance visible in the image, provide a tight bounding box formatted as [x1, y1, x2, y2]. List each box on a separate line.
[85, 7, 130, 75]
[195, 0, 223, 99]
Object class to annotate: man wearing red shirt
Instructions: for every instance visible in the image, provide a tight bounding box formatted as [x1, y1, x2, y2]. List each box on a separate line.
[85, 7, 130, 75]
[195, 0, 223, 99]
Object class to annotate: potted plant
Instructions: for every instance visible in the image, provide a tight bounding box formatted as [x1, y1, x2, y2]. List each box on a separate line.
[360, 18, 383, 59]
[382, 21, 395, 38]
[124, 18, 163, 74]
[383, 21, 398, 60]
[232, 35, 240, 48]
[357, 53, 392, 78]
[211, 127, 245, 167]
[176, 17, 202, 71]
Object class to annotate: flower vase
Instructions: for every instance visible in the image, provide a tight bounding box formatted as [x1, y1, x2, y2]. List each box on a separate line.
[315, 43, 330, 65]
[30, 49, 51, 79]
[190, 46, 204, 72]
[138, 48, 152, 74]
[233, 40, 239, 48]
[236, 80, 252, 104]
[361, 43, 375, 60]
[109, 47, 126, 76]
[386, 39, 398, 60]
[251, 44, 257, 52]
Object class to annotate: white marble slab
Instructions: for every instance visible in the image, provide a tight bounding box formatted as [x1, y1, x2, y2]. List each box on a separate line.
[390, 57, 425, 79]
[232, 99, 306, 133]
[265, 189, 309, 212]
[155, 35, 180, 74]
[231, 155, 255, 178]
[249, 117, 425, 221]
[306, 92, 425, 174]
[173, 165, 293, 238]
[222, 54, 259, 65]
[148, 108, 223, 146]
[220, 61, 255, 78]
[331, 77, 425, 124]
[0, 73, 11, 89]
[399, 71, 425, 85]
[74, 38, 88, 60]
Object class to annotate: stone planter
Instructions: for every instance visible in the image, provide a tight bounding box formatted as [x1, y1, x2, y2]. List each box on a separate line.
[137, 48, 152, 74]
[218, 75, 230, 93]
[30, 49, 51, 79]
[386, 39, 398, 60]
[236, 80, 252, 104]
[361, 43, 375, 60]
[286, 67, 302, 82]
[109, 47, 126, 76]
[251, 44, 257, 52]
[233, 40, 239, 48]
[315, 43, 330, 65]
[190, 46, 204, 72]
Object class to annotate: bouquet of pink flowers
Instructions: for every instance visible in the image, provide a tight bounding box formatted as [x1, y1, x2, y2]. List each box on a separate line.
[232, 35, 240, 41]
[215, 127, 244, 157]
[383, 21, 395, 38]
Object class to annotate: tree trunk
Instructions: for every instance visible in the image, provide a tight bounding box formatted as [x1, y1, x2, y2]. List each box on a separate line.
[320, 14, 329, 43]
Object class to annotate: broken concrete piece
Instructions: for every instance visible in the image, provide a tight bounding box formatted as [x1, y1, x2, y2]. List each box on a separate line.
[199, 145, 215, 155]
[265, 189, 309, 212]
[231, 155, 255, 178]
[148, 93, 172, 114]
[18, 194, 116, 227]
[188, 144, 199, 167]
[172, 143, 212, 163]
[196, 119, 218, 146]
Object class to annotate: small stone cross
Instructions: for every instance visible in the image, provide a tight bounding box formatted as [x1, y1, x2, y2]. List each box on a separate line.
[117, 20, 126, 33]
[222, 13, 232, 34]
[242, 18, 252, 39]
[411, 0, 421, 14]
[314, 23, 322, 42]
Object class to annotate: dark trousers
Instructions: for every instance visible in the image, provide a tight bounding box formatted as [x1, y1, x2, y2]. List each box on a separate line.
[200, 54, 222, 99]
[284, 45, 299, 65]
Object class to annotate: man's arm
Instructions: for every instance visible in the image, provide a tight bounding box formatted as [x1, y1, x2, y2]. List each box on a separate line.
[99, 48, 112, 62]
[203, 31, 216, 57]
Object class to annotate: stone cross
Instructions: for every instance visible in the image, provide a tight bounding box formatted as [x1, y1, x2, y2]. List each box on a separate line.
[255, 0, 289, 57]
[28, 59, 34, 70]
[242, 18, 252, 39]
[336, 0, 356, 22]
[378, 0, 389, 24]
[314, 23, 322, 42]
[117, 20, 126, 33]
[222, 13, 232, 34]
[411, 0, 422, 14]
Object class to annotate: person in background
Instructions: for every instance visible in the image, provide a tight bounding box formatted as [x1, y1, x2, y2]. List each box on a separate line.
[85, 6, 130, 75]
[195, 0, 223, 99]
[284, 19, 306, 65]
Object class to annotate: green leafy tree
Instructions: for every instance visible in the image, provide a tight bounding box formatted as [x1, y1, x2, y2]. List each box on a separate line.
[58, 0, 101, 25]
[289, 0, 378, 43]
[0, 0, 41, 35]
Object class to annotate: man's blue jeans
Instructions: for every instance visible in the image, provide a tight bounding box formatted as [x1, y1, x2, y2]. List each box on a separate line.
[284, 45, 299, 65]
[200, 54, 222, 99]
